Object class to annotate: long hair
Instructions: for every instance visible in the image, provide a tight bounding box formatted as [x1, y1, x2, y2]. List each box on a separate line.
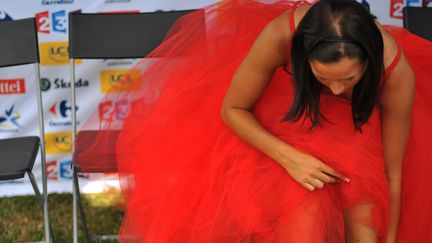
[284, 0, 384, 132]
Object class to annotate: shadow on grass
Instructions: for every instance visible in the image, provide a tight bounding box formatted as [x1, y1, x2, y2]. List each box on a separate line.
[0, 189, 124, 243]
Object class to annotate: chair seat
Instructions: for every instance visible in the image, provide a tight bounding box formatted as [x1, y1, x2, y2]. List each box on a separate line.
[0, 136, 39, 180]
[73, 130, 120, 173]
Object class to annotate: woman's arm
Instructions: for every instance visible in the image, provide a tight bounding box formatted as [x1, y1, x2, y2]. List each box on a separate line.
[221, 12, 348, 192]
[380, 49, 416, 243]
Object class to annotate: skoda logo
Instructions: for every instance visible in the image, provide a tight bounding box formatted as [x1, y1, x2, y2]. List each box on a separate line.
[40, 78, 51, 91]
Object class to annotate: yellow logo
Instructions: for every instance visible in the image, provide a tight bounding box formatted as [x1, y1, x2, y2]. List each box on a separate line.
[39, 42, 82, 66]
[100, 69, 141, 93]
[45, 131, 72, 154]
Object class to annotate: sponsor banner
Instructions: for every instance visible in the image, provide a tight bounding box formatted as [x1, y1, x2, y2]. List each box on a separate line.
[100, 69, 141, 93]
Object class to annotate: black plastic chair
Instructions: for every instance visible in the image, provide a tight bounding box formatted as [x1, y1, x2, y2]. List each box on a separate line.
[68, 10, 202, 242]
[0, 18, 53, 243]
[403, 7, 432, 41]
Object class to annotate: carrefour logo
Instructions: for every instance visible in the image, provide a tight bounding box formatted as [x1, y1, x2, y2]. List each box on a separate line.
[49, 100, 79, 127]
[100, 69, 140, 93]
[41, 0, 74, 5]
[0, 104, 22, 131]
[390, 0, 431, 19]
[50, 100, 78, 118]
[45, 131, 72, 154]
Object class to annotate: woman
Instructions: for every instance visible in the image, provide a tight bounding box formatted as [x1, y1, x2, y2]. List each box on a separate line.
[222, 1, 413, 242]
[78, 0, 432, 242]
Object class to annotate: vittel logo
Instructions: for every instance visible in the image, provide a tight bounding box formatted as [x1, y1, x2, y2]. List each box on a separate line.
[0, 79, 26, 95]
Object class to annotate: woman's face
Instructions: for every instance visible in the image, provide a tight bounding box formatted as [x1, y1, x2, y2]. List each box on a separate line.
[309, 57, 366, 97]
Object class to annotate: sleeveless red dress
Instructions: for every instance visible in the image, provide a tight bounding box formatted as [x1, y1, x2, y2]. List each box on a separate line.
[77, 1, 432, 242]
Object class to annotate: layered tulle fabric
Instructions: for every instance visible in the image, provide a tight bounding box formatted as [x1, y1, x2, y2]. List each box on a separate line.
[77, 1, 432, 242]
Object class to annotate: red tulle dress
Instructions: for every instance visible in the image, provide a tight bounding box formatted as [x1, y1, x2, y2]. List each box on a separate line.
[77, 0, 432, 242]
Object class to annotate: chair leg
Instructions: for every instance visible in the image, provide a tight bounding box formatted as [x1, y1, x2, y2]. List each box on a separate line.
[28, 171, 55, 243]
[73, 167, 119, 241]
[73, 166, 92, 241]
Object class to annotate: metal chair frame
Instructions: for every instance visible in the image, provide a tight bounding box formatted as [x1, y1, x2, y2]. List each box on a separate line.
[0, 18, 53, 243]
[68, 10, 198, 242]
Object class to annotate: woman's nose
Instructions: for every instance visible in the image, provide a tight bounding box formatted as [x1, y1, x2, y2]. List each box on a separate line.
[329, 81, 345, 95]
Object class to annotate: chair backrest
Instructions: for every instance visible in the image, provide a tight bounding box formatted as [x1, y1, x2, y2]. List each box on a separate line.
[69, 10, 196, 59]
[403, 7, 432, 41]
[69, 10, 204, 172]
[0, 18, 39, 67]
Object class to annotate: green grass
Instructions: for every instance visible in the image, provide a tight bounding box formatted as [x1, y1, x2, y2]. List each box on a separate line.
[0, 189, 124, 243]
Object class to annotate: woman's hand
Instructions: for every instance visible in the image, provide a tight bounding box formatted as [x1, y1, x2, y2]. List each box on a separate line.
[278, 147, 351, 191]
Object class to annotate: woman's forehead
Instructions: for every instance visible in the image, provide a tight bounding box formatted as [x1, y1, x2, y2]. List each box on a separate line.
[309, 58, 364, 79]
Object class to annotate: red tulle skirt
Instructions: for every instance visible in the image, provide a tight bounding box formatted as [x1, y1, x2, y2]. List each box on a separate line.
[78, 1, 432, 242]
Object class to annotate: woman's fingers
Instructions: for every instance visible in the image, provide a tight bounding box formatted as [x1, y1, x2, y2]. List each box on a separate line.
[304, 178, 325, 190]
[303, 182, 316, 192]
[319, 163, 350, 183]
[314, 172, 339, 183]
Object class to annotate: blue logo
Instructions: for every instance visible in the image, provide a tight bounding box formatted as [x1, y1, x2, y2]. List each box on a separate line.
[405, 0, 423, 7]
[59, 160, 72, 179]
[52, 10, 67, 33]
[0, 104, 22, 130]
[49, 100, 79, 127]
[0, 11, 13, 22]
[50, 100, 78, 118]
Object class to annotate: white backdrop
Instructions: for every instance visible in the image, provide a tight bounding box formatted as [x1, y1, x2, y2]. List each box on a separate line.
[0, 0, 429, 197]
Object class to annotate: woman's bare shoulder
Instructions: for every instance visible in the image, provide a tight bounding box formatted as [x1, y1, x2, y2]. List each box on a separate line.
[293, 5, 311, 30]
[265, 5, 311, 45]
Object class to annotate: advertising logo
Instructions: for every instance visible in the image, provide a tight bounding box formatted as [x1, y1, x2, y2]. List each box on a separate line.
[0, 79, 26, 95]
[390, 0, 429, 19]
[41, 0, 74, 5]
[50, 100, 78, 118]
[59, 160, 72, 179]
[45, 131, 72, 154]
[0, 11, 13, 21]
[36, 10, 67, 34]
[46, 160, 72, 180]
[390, 0, 405, 19]
[0, 104, 22, 131]
[40, 42, 82, 66]
[47, 161, 59, 180]
[49, 100, 79, 127]
[40, 77, 89, 92]
[99, 99, 130, 122]
[100, 69, 140, 93]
